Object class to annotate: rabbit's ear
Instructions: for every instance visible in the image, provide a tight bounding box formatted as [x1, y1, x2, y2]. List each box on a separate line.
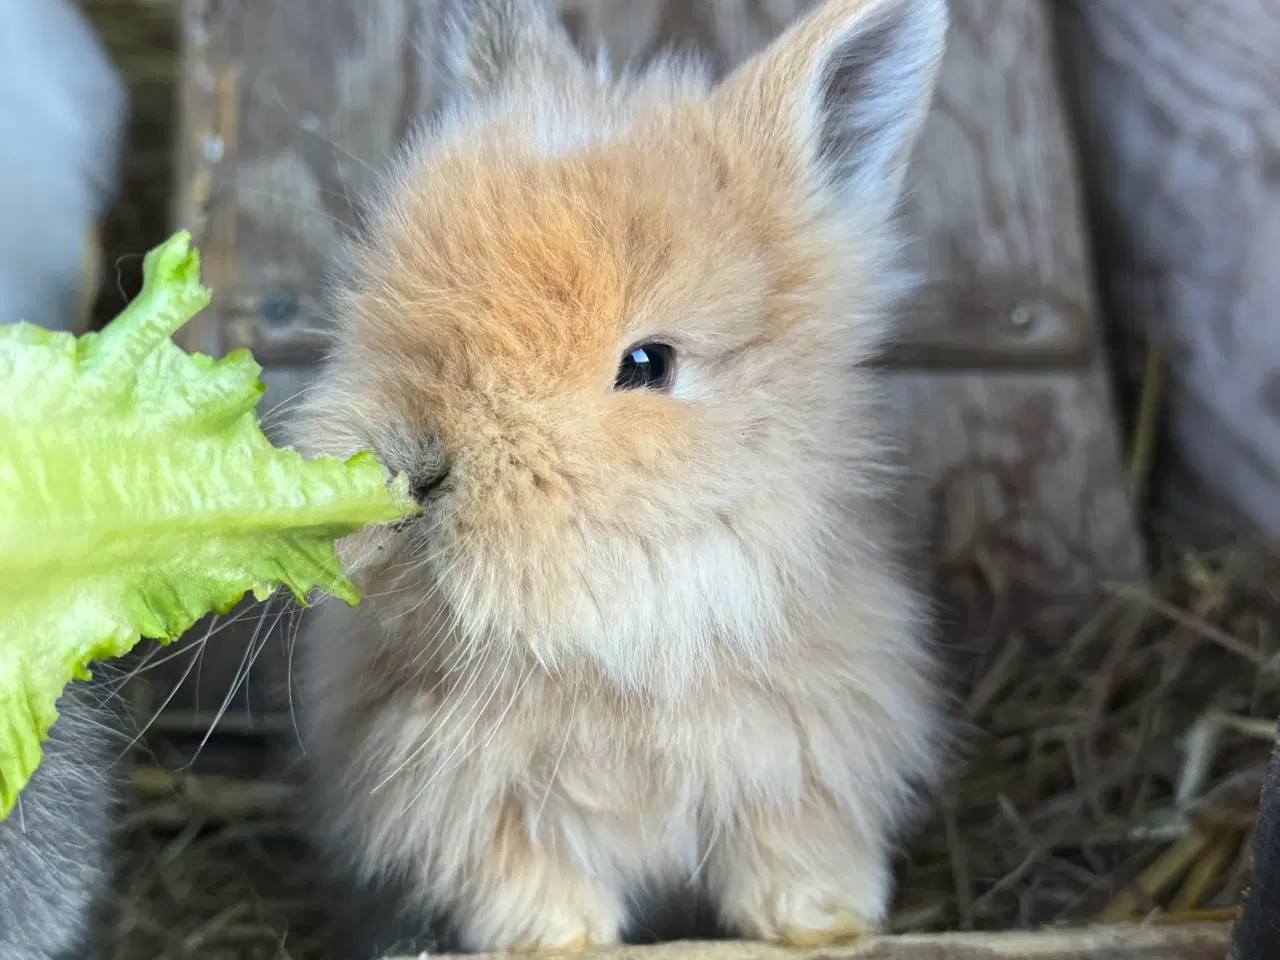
[430, 0, 590, 109]
[715, 0, 947, 214]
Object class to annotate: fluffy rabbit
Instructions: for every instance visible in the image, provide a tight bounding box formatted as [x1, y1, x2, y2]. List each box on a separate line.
[0, 0, 126, 332]
[292, 0, 950, 953]
[0, 2, 126, 956]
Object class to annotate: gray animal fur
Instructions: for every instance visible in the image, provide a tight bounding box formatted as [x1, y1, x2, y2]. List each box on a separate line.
[0, 682, 121, 959]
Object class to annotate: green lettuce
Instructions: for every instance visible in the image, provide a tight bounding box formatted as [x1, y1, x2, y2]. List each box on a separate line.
[0, 232, 418, 817]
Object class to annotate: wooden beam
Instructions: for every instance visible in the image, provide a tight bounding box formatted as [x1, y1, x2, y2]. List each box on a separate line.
[406, 924, 1231, 960]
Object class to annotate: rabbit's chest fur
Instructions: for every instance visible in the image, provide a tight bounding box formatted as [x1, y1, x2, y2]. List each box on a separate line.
[303, 560, 938, 900]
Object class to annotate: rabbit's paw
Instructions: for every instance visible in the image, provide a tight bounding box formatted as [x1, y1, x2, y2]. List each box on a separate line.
[508, 915, 612, 954]
[776, 896, 875, 946]
[725, 885, 881, 946]
[707, 802, 892, 946]
[458, 879, 622, 954]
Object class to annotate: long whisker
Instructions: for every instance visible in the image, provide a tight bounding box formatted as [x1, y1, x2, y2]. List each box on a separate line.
[398, 645, 520, 815]
[185, 591, 292, 768]
[529, 677, 577, 840]
[114, 607, 229, 762]
[371, 638, 498, 795]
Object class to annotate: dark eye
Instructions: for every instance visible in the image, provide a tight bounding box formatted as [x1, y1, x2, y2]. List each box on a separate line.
[614, 343, 675, 392]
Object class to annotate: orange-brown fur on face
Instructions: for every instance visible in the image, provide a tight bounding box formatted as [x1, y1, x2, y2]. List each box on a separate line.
[291, 0, 950, 953]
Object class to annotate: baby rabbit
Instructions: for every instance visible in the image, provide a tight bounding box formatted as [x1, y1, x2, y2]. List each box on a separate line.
[0, 2, 126, 956]
[292, 0, 949, 953]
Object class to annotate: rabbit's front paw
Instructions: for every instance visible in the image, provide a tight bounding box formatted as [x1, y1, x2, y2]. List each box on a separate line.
[505, 907, 618, 953]
[453, 835, 624, 953]
[773, 893, 877, 946]
[707, 800, 891, 946]
[721, 884, 882, 946]
[474, 908, 619, 954]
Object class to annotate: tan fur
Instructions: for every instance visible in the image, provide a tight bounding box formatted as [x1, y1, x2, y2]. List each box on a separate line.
[291, 0, 950, 951]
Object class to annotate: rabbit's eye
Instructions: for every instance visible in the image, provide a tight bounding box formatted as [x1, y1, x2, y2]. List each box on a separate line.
[615, 343, 674, 392]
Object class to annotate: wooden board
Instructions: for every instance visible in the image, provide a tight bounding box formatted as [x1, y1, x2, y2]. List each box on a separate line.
[158, 0, 1142, 720]
[390, 923, 1234, 960]
[1054, 0, 1280, 542]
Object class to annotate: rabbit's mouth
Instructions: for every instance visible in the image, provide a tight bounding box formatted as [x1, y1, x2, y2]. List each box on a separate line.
[385, 515, 419, 534]
[385, 473, 455, 535]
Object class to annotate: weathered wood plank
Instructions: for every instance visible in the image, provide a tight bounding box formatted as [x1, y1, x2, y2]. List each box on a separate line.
[899, 0, 1105, 372]
[393, 924, 1233, 960]
[173, 0, 418, 358]
[1054, 0, 1280, 541]
[883, 0, 1143, 632]
[888, 369, 1144, 620]
[163, 0, 1141, 720]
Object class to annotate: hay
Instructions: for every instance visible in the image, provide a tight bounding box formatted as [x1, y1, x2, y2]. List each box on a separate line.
[890, 534, 1278, 933]
[88, 533, 1278, 959]
[96, 773, 329, 959]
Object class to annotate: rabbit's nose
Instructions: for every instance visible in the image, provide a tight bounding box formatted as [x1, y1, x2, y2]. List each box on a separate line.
[410, 461, 451, 505]
[409, 432, 450, 505]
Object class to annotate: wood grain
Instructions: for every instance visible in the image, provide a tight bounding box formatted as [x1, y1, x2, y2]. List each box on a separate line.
[161, 0, 1142, 720]
[390, 924, 1233, 960]
[899, 0, 1100, 370]
[888, 370, 1143, 626]
[885, 0, 1143, 636]
[1054, 0, 1280, 540]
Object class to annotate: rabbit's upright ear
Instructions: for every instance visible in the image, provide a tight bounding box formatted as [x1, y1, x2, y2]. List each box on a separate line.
[715, 0, 947, 214]
[430, 0, 590, 109]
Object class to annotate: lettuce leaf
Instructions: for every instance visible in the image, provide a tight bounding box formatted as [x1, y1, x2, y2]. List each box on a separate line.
[0, 232, 418, 818]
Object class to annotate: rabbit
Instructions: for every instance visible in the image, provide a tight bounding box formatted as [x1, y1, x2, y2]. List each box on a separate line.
[0, 681, 122, 959]
[290, 0, 951, 953]
[0, 0, 127, 333]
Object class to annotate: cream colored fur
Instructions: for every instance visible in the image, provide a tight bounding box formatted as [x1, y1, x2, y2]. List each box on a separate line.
[291, 0, 950, 951]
